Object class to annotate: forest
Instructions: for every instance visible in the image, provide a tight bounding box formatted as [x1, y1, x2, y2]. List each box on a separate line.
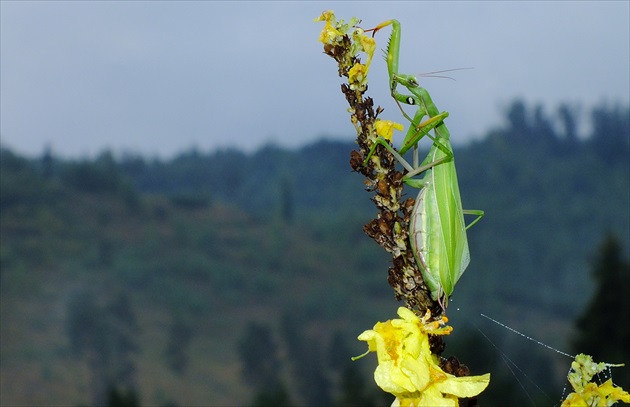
[1, 99, 629, 406]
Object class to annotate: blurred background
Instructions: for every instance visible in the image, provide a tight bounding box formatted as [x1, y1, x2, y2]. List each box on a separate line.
[1, 2, 628, 406]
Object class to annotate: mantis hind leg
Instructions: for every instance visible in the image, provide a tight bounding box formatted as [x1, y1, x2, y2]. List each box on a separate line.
[463, 209, 484, 230]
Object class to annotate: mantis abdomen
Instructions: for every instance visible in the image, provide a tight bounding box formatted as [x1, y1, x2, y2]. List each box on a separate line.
[409, 144, 470, 302]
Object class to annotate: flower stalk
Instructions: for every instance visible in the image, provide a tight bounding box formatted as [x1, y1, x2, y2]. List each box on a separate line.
[315, 10, 436, 314]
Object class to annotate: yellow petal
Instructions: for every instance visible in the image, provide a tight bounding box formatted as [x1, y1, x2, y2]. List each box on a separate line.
[561, 392, 588, 407]
[374, 361, 417, 394]
[318, 21, 343, 44]
[593, 379, 630, 404]
[435, 373, 491, 398]
[397, 306, 419, 322]
[416, 387, 459, 407]
[375, 120, 404, 142]
[348, 63, 369, 90]
[359, 35, 376, 58]
[400, 353, 431, 391]
[395, 387, 459, 407]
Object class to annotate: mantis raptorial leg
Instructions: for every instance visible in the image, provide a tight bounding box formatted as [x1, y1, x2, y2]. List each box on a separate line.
[364, 19, 484, 309]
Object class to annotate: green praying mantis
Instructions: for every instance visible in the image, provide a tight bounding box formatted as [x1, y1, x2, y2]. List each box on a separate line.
[364, 19, 484, 310]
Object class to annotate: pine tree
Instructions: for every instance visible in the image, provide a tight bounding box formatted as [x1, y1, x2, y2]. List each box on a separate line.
[572, 234, 630, 387]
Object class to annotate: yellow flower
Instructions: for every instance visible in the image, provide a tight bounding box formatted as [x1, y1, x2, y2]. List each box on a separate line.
[314, 11, 342, 44]
[348, 63, 370, 91]
[315, 11, 373, 74]
[313, 10, 335, 24]
[561, 354, 630, 407]
[317, 20, 343, 44]
[356, 307, 490, 406]
[375, 120, 404, 142]
[315, 11, 361, 46]
[358, 34, 376, 61]
[351, 30, 376, 69]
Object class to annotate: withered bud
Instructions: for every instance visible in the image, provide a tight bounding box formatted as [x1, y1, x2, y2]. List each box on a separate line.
[349, 150, 364, 172]
[377, 179, 388, 195]
[442, 356, 471, 377]
[378, 218, 390, 235]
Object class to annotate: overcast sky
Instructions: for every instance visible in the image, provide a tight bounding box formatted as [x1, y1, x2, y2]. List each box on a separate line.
[1, 1, 628, 159]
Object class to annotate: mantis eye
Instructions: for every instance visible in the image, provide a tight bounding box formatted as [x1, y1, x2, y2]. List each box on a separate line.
[406, 96, 416, 105]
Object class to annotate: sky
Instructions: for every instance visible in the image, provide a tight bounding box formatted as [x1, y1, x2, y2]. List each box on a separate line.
[1, 1, 628, 159]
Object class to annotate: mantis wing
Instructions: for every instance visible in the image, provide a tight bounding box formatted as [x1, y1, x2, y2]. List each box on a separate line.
[410, 139, 470, 302]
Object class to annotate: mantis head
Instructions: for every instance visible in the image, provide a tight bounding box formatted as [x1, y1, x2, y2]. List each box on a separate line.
[393, 73, 420, 89]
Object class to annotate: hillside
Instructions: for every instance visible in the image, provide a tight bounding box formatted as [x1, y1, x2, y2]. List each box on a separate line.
[1, 100, 628, 406]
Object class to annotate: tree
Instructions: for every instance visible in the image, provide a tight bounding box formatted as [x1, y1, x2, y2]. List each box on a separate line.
[250, 383, 292, 407]
[505, 100, 530, 143]
[40, 144, 55, 179]
[66, 291, 111, 406]
[588, 104, 630, 165]
[557, 103, 579, 145]
[572, 234, 630, 387]
[238, 322, 282, 389]
[279, 175, 294, 224]
[106, 292, 139, 389]
[164, 316, 194, 374]
[238, 322, 293, 406]
[66, 290, 139, 406]
[106, 385, 140, 407]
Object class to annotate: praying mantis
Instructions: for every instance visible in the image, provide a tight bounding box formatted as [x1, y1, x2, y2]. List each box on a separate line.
[364, 19, 484, 309]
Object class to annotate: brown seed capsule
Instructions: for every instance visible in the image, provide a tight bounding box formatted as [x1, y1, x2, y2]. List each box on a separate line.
[378, 218, 389, 235]
[377, 179, 388, 195]
[349, 150, 364, 172]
